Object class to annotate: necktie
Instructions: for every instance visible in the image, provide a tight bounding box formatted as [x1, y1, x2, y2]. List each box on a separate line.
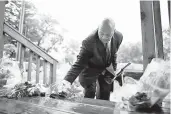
[106, 42, 110, 63]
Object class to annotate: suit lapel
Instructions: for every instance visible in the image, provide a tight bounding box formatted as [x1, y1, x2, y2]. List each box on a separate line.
[107, 34, 118, 65]
[96, 35, 106, 64]
[112, 34, 118, 54]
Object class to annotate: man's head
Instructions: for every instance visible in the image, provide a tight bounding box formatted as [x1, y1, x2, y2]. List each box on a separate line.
[98, 18, 115, 44]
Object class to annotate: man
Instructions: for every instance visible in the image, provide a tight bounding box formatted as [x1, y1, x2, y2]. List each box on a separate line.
[58, 18, 123, 100]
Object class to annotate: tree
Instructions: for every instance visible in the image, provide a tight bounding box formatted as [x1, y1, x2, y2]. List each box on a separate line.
[4, 0, 64, 57]
[163, 28, 170, 60]
[117, 42, 143, 64]
[117, 28, 170, 64]
[4, 0, 38, 45]
[3, 44, 17, 58]
[4, 0, 38, 60]
[5, 0, 21, 30]
[24, 13, 64, 54]
[5, 0, 37, 31]
[63, 38, 80, 65]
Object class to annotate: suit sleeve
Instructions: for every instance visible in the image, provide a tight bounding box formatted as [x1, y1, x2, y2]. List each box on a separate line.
[64, 39, 93, 84]
[112, 33, 123, 71]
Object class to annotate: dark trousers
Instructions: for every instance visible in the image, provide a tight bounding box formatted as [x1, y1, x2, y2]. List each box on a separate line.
[80, 75, 112, 100]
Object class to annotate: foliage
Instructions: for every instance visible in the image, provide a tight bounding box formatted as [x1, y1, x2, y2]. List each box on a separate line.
[3, 44, 17, 58]
[117, 42, 143, 64]
[117, 28, 170, 63]
[5, 0, 21, 30]
[63, 38, 80, 65]
[5, 0, 36, 30]
[25, 14, 63, 48]
[4, 0, 64, 61]
[163, 28, 170, 60]
[0, 81, 47, 98]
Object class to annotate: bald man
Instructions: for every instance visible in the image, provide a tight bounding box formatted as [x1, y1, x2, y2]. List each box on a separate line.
[59, 18, 123, 100]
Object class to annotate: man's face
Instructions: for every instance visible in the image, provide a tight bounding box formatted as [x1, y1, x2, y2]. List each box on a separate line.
[98, 24, 114, 44]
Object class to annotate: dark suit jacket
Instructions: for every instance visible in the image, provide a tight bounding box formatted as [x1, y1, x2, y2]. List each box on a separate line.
[64, 29, 123, 85]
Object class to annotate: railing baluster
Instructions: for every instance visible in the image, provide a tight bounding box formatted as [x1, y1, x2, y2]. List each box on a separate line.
[49, 61, 57, 93]
[3, 20, 59, 88]
[43, 60, 47, 85]
[19, 44, 25, 79]
[28, 50, 33, 81]
[36, 55, 40, 83]
[52, 60, 57, 84]
[49, 63, 53, 85]
[19, 45, 25, 69]
[49, 63, 53, 93]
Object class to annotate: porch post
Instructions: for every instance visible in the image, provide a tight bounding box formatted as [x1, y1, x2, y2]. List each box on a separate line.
[0, 1, 6, 58]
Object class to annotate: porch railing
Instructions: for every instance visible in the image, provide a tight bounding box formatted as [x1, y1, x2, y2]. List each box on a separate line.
[3, 22, 58, 86]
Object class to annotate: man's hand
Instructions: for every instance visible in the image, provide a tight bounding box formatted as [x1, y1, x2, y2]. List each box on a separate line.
[113, 71, 117, 77]
[115, 70, 124, 86]
[104, 71, 116, 84]
[58, 80, 71, 94]
[103, 70, 116, 84]
[50, 80, 71, 99]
